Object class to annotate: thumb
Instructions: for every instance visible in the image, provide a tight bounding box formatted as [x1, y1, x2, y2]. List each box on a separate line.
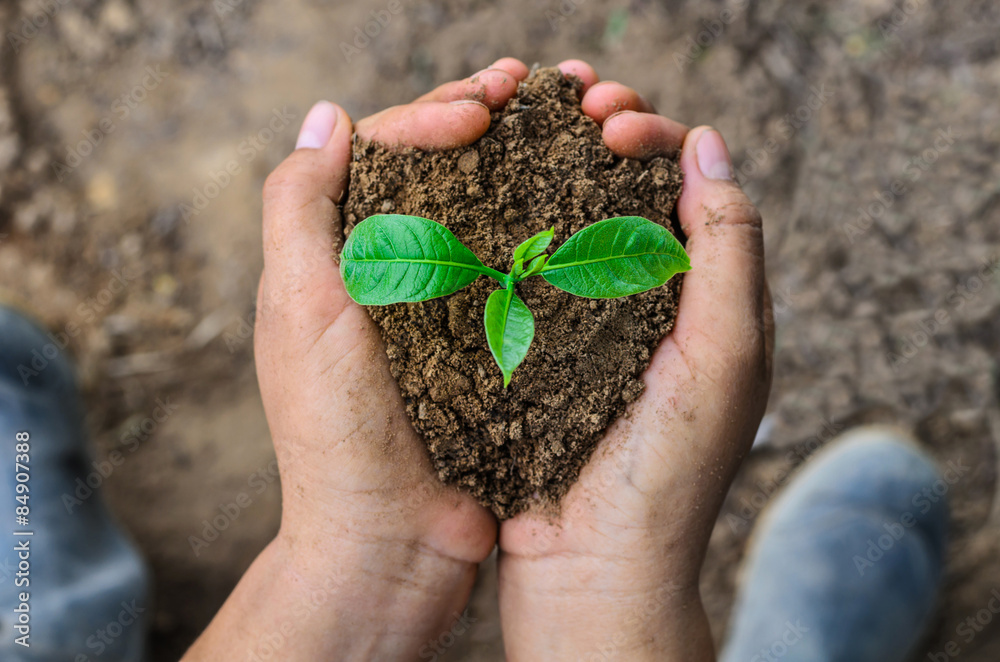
[260, 101, 354, 323]
[671, 126, 769, 383]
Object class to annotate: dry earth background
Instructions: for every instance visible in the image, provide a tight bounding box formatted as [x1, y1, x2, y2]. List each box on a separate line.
[1, 0, 999, 659]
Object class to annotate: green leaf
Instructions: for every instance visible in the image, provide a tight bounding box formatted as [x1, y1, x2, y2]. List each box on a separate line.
[521, 253, 548, 279]
[340, 215, 504, 305]
[513, 227, 555, 264]
[542, 216, 690, 298]
[484, 285, 535, 387]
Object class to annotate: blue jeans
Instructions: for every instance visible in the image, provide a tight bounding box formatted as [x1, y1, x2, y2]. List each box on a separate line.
[0, 307, 150, 661]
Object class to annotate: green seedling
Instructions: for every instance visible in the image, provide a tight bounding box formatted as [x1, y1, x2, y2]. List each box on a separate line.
[340, 214, 691, 387]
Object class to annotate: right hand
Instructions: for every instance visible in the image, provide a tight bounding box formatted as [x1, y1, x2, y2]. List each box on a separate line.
[498, 60, 774, 661]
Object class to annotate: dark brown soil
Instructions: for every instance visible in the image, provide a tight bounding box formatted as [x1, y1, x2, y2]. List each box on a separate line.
[342, 67, 684, 519]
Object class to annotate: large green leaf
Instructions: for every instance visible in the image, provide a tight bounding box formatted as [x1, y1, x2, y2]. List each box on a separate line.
[340, 215, 502, 305]
[541, 216, 690, 298]
[484, 286, 535, 387]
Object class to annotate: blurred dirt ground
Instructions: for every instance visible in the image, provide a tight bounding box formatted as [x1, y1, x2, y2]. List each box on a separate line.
[1, 0, 998, 660]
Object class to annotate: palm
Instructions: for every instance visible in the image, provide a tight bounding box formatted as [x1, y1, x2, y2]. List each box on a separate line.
[498, 335, 709, 559]
[256, 93, 523, 562]
[302, 284, 498, 552]
[499, 126, 772, 578]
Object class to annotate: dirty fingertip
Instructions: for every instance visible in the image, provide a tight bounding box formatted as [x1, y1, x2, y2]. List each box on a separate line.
[489, 57, 531, 80]
[447, 100, 492, 146]
[556, 59, 599, 94]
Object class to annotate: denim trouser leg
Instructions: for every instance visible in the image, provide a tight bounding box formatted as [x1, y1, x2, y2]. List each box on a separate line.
[0, 307, 150, 661]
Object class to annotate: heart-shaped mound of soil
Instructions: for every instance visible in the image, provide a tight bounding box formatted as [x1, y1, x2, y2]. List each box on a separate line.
[341, 67, 684, 519]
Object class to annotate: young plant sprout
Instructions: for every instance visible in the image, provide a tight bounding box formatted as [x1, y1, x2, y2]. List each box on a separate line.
[340, 214, 691, 387]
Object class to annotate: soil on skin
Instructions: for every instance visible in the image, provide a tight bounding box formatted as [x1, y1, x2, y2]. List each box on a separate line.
[342, 67, 684, 519]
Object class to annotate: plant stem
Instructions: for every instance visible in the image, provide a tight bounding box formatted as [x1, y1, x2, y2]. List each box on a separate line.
[483, 265, 511, 284]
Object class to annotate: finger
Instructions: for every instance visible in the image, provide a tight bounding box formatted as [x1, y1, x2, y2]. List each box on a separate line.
[581, 81, 656, 125]
[355, 100, 492, 151]
[489, 57, 531, 81]
[557, 59, 599, 95]
[602, 110, 689, 159]
[671, 125, 767, 367]
[623, 127, 769, 488]
[414, 69, 518, 110]
[260, 101, 353, 319]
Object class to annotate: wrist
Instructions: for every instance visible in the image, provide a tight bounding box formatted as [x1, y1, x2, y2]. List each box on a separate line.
[498, 551, 714, 661]
[185, 484, 491, 662]
[250, 529, 480, 659]
[273, 515, 478, 591]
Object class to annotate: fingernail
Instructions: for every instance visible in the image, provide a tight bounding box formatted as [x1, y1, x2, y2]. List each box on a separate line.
[592, 80, 623, 91]
[469, 68, 507, 83]
[604, 110, 636, 125]
[696, 129, 734, 181]
[296, 101, 338, 150]
[450, 99, 489, 110]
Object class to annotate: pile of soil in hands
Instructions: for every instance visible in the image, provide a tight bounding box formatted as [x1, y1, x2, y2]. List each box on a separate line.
[341, 67, 684, 519]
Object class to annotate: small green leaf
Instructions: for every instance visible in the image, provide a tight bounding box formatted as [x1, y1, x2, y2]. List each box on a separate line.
[542, 216, 690, 298]
[341, 215, 505, 305]
[513, 227, 555, 264]
[484, 285, 535, 387]
[521, 253, 548, 279]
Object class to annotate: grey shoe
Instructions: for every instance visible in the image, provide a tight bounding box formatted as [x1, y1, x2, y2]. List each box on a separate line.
[720, 426, 950, 662]
[0, 306, 150, 661]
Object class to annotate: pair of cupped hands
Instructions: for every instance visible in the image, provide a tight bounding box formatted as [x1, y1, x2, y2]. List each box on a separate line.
[185, 58, 772, 661]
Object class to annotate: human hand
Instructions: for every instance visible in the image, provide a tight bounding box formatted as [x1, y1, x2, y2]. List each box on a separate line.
[497, 62, 774, 661]
[185, 61, 530, 661]
[256, 66, 530, 563]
